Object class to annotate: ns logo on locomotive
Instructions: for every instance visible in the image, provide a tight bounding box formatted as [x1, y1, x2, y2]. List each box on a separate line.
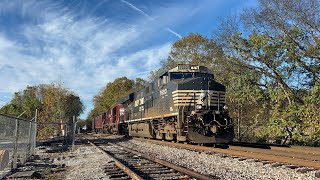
[92, 64, 235, 144]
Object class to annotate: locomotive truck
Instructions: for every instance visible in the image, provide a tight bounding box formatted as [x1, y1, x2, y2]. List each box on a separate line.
[92, 64, 234, 144]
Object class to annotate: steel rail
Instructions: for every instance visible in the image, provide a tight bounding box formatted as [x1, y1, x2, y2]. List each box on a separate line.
[228, 146, 320, 161]
[84, 137, 143, 180]
[135, 138, 320, 170]
[83, 135, 214, 180]
[109, 142, 214, 180]
[271, 146, 320, 155]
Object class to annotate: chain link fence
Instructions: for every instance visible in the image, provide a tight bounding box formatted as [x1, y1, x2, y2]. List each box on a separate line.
[62, 117, 76, 151]
[65, 119, 76, 151]
[35, 116, 77, 154]
[0, 114, 36, 179]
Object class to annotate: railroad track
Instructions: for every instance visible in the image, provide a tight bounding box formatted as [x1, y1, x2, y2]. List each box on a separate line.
[83, 136, 215, 180]
[133, 138, 320, 171]
[227, 141, 289, 149]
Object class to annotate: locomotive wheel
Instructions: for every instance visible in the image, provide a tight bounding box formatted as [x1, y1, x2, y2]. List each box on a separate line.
[165, 131, 174, 141]
[155, 130, 164, 140]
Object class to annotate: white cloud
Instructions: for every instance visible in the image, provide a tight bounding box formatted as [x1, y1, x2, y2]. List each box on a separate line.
[120, 0, 182, 38]
[117, 43, 171, 70]
[0, 0, 184, 118]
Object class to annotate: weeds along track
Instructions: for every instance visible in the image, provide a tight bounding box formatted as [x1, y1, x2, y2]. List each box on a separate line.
[133, 138, 320, 171]
[83, 135, 215, 180]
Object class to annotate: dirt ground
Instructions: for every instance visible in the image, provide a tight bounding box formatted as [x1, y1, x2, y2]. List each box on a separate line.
[4, 143, 112, 180]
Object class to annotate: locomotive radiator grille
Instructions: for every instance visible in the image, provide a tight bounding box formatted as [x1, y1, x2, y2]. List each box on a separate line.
[172, 90, 226, 107]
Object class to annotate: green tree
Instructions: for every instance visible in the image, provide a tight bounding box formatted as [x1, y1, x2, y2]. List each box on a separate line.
[164, 33, 224, 70]
[0, 86, 42, 119]
[0, 83, 84, 139]
[222, 0, 320, 145]
[87, 77, 141, 121]
[65, 94, 84, 120]
[134, 78, 147, 90]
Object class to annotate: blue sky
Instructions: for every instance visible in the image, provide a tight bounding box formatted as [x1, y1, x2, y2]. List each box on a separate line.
[0, 0, 257, 118]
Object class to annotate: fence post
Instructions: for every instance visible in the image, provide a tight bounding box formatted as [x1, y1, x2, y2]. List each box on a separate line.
[72, 116, 76, 151]
[33, 109, 37, 154]
[11, 111, 27, 169]
[26, 120, 32, 159]
[12, 118, 19, 169]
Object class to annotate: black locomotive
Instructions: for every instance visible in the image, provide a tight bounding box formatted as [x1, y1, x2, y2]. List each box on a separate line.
[116, 64, 235, 144]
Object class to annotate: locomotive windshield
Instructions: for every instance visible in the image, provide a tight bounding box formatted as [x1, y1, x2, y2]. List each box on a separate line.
[170, 72, 213, 80]
[170, 72, 193, 80]
[195, 72, 214, 79]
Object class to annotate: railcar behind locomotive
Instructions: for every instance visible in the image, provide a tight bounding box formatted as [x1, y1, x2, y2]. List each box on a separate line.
[93, 65, 234, 144]
[92, 104, 127, 135]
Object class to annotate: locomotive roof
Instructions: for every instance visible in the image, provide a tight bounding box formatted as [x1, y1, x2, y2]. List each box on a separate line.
[159, 64, 211, 77]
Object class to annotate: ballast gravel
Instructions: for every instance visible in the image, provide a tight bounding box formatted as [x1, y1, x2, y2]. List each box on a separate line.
[107, 136, 318, 180]
[53, 146, 112, 180]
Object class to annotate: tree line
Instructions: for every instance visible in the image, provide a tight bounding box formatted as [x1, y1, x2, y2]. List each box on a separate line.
[87, 77, 146, 124]
[160, 0, 319, 145]
[0, 83, 84, 139]
[88, 0, 319, 146]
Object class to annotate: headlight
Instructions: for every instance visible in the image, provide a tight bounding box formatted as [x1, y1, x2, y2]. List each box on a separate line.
[191, 66, 198, 70]
[196, 104, 202, 110]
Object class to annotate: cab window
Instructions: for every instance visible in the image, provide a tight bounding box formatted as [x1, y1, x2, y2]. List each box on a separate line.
[170, 72, 193, 80]
[158, 74, 169, 86]
[194, 72, 214, 79]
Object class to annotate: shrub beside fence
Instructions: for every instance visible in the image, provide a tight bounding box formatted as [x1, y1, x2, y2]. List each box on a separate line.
[0, 114, 36, 179]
